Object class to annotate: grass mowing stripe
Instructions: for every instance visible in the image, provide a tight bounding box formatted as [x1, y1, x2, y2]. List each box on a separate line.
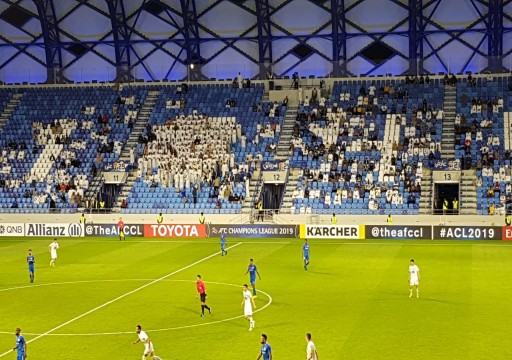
[0, 242, 242, 358]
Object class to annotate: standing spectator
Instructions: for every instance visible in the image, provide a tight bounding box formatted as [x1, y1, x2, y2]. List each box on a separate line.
[192, 185, 198, 206]
[237, 72, 243, 89]
[130, 147, 135, 165]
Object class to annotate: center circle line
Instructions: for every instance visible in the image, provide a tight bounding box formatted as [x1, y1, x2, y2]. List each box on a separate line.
[0, 279, 272, 336]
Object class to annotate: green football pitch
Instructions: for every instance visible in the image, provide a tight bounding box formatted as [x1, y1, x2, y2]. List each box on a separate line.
[1, 237, 512, 360]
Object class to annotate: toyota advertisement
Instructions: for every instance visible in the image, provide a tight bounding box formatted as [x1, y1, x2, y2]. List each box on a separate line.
[145, 224, 206, 238]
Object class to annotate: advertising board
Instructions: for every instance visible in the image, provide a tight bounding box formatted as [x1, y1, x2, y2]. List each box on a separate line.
[208, 224, 299, 238]
[300, 225, 362, 239]
[85, 224, 144, 237]
[25, 223, 84, 237]
[0, 223, 25, 237]
[365, 225, 432, 240]
[145, 224, 207, 238]
[433, 226, 502, 240]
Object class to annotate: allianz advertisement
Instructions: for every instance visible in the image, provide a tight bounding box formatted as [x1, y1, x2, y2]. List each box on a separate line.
[0, 223, 84, 237]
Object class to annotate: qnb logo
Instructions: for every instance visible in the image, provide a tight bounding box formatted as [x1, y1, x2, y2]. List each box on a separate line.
[68, 223, 83, 237]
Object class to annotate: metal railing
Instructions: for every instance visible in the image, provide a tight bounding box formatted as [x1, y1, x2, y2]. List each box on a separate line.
[250, 170, 264, 207]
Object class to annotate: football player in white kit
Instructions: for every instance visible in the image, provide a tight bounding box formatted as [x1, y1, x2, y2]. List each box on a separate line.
[242, 284, 257, 331]
[49, 239, 59, 267]
[306, 333, 319, 360]
[409, 259, 420, 298]
[133, 325, 162, 360]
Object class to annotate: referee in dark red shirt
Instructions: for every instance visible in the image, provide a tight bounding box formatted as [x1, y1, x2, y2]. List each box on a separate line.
[196, 275, 211, 317]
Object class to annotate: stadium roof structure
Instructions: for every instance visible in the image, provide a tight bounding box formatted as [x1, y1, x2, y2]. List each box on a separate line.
[0, 0, 510, 83]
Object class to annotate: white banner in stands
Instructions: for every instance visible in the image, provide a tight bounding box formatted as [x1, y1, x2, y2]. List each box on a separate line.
[0, 223, 25, 237]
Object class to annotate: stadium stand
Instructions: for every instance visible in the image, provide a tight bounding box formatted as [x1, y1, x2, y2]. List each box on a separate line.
[0, 74, 510, 216]
[122, 83, 286, 214]
[455, 76, 511, 215]
[284, 78, 446, 215]
[0, 86, 146, 213]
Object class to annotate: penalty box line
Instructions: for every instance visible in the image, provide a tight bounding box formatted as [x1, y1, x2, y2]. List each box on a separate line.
[0, 242, 242, 358]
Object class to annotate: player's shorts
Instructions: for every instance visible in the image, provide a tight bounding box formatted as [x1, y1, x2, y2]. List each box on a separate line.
[410, 278, 419, 286]
[51, 251, 57, 259]
[144, 342, 154, 355]
[304, 255, 310, 261]
[17, 352, 25, 360]
[119, 230, 125, 235]
[200, 293, 207, 302]
[244, 305, 253, 317]
[28, 265, 34, 272]
[250, 277, 256, 285]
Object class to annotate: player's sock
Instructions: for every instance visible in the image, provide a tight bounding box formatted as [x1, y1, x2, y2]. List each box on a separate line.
[201, 305, 205, 315]
[416, 289, 419, 298]
[409, 289, 412, 297]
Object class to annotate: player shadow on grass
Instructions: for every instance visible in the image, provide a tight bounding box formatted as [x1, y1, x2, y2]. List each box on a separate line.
[174, 306, 204, 315]
[302, 270, 330, 275]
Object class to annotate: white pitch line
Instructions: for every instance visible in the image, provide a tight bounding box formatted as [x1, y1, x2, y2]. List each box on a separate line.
[0, 242, 242, 358]
[0, 279, 154, 293]
[0, 280, 272, 336]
